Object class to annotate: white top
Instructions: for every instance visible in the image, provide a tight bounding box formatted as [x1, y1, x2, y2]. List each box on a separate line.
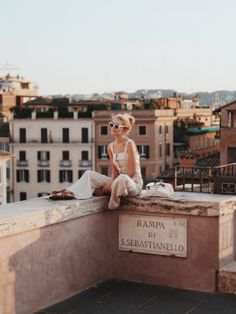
[109, 139, 143, 186]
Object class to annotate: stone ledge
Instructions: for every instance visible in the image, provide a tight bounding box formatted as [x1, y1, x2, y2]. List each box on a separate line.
[0, 196, 109, 239]
[0, 192, 236, 239]
[120, 192, 236, 217]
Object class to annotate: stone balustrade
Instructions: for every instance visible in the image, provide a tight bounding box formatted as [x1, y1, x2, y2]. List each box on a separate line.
[0, 192, 236, 314]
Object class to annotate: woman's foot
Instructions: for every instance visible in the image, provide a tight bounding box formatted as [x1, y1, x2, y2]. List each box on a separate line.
[49, 190, 75, 200]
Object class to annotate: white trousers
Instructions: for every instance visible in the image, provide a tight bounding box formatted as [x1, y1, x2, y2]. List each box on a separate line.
[67, 170, 141, 209]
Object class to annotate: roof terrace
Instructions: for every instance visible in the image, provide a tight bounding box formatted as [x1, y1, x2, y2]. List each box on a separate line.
[1, 192, 236, 313]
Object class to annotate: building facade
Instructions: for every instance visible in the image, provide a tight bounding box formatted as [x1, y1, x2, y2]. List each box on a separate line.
[93, 110, 175, 184]
[0, 74, 38, 122]
[217, 101, 236, 165]
[9, 113, 94, 201]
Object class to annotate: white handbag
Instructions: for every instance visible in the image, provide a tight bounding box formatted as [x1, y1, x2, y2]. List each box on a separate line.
[141, 182, 174, 198]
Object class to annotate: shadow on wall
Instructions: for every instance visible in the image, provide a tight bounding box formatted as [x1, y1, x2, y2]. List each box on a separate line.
[219, 210, 236, 268]
[6, 204, 111, 314]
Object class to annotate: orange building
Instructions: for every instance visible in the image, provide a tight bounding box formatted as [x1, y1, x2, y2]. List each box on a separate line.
[93, 109, 175, 184]
[216, 101, 236, 165]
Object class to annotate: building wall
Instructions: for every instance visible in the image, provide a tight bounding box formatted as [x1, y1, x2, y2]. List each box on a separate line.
[93, 110, 175, 183]
[220, 103, 236, 165]
[10, 118, 94, 201]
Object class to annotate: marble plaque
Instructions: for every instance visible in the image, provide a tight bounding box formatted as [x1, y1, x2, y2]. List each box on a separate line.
[119, 214, 187, 257]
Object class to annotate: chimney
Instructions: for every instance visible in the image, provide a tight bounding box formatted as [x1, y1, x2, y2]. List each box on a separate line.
[31, 109, 36, 120]
[73, 108, 78, 120]
[53, 109, 58, 120]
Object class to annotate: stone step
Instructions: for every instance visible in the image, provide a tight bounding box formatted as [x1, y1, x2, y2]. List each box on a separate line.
[218, 261, 236, 294]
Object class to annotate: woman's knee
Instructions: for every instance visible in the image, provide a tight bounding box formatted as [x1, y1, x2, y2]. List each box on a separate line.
[112, 174, 129, 187]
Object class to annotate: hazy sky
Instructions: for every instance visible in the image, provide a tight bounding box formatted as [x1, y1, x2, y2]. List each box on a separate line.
[1, 0, 236, 95]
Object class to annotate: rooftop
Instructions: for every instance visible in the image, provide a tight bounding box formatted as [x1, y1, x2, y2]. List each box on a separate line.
[38, 279, 236, 314]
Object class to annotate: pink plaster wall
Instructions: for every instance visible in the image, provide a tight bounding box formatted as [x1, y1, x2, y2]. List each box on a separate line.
[0, 212, 111, 314]
[0, 207, 221, 314]
[110, 211, 219, 292]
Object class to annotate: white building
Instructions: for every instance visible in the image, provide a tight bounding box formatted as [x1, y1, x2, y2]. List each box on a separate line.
[0, 151, 12, 206]
[9, 112, 94, 201]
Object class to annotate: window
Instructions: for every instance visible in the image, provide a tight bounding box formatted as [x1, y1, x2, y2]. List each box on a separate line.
[81, 151, 89, 160]
[38, 192, 50, 197]
[100, 126, 108, 135]
[38, 151, 50, 161]
[20, 192, 27, 201]
[98, 145, 108, 159]
[62, 128, 69, 143]
[165, 125, 169, 134]
[137, 145, 149, 159]
[159, 126, 162, 134]
[82, 128, 88, 143]
[159, 144, 162, 158]
[101, 166, 108, 176]
[19, 128, 26, 143]
[166, 143, 170, 156]
[19, 151, 26, 161]
[37, 170, 50, 182]
[78, 170, 86, 178]
[16, 170, 29, 182]
[41, 128, 48, 143]
[62, 151, 69, 160]
[59, 170, 73, 183]
[139, 126, 146, 135]
[228, 111, 236, 128]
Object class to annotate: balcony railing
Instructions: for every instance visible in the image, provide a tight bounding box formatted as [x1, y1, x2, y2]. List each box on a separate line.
[79, 160, 92, 167]
[16, 160, 28, 167]
[174, 166, 213, 193]
[38, 160, 50, 167]
[11, 139, 94, 144]
[174, 163, 236, 195]
[60, 160, 72, 167]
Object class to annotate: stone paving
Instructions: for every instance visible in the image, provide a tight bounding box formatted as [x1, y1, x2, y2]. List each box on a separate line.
[38, 280, 236, 314]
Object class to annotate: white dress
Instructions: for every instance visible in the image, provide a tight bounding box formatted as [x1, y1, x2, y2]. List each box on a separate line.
[67, 139, 143, 209]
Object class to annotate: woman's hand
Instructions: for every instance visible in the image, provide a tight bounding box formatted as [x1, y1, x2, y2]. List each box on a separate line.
[103, 181, 112, 193]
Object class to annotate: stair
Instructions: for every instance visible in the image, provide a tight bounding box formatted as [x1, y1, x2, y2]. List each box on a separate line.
[218, 261, 236, 294]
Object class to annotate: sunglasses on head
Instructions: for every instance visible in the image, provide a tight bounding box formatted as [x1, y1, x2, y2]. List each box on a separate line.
[109, 121, 126, 129]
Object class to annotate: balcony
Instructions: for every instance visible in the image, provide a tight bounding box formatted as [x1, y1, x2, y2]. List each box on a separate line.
[1, 193, 236, 313]
[38, 160, 50, 167]
[60, 160, 72, 167]
[16, 160, 28, 167]
[100, 154, 108, 160]
[79, 160, 92, 167]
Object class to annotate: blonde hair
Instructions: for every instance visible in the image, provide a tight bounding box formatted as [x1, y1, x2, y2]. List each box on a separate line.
[112, 113, 135, 130]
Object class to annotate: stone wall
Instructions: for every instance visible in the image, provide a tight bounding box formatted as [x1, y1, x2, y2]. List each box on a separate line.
[0, 192, 236, 313]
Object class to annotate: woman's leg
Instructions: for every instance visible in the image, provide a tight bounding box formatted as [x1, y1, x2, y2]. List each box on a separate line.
[67, 170, 111, 199]
[108, 174, 141, 209]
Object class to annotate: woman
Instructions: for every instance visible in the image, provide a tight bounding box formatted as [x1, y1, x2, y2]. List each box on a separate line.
[50, 113, 143, 209]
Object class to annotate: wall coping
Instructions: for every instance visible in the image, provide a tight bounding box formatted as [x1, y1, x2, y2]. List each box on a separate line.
[0, 192, 236, 239]
[0, 196, 109, 239]
[120, 192, 236, 217]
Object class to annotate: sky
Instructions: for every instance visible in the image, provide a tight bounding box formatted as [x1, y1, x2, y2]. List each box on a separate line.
[1, 0, 236, 95]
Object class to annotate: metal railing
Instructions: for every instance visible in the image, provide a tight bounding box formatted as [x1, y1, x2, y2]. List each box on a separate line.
[174, 163, 236, 194]
[174, 166, 213, 193]
[79, 160, 92, 167]
[60, 160, 72, 167]
[16, 160, 28, 167]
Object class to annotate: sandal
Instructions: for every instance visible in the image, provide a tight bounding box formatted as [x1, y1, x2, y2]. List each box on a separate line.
[93, 187, 111, 197]
[49, 190, 75, 200]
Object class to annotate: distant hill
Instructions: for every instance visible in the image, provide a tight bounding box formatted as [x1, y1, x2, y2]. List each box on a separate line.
[129, 89, 236, 107]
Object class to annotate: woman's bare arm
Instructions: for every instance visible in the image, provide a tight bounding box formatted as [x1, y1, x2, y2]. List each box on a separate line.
[103, 145, 119, 192]
[126, 140, 137, 178]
